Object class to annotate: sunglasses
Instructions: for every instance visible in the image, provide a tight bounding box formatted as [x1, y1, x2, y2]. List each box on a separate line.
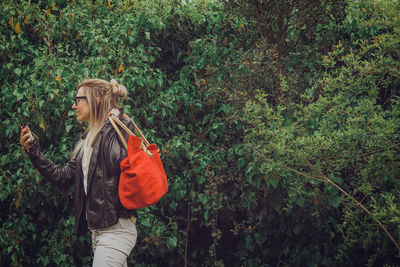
[74, 96, 87, 105]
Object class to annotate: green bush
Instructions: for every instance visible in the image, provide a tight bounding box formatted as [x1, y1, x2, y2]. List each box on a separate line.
[1, 0, 399, 266]
[242, 0, 400, 265]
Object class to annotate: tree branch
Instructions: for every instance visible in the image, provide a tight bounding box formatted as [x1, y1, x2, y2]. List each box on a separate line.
[248, 142, 400, 252]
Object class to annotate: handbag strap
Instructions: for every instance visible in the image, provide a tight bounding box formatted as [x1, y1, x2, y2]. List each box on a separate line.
[108, 116, 128, 149]
[108, 115, 152, 156]
[109, 115, 150, 146]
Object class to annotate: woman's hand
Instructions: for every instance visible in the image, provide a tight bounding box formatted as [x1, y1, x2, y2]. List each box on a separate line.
[20, 126, 34, 150]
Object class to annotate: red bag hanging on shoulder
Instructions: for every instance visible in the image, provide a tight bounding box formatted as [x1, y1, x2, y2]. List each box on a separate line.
[109, 115, 168, 209]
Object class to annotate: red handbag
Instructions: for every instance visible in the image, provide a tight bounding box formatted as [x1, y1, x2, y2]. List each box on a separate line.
[109, 115, 168, 209]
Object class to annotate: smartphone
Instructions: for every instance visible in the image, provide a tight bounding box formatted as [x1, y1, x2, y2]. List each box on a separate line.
[18, 115, 26, 127]
[18, 116, 38, 141]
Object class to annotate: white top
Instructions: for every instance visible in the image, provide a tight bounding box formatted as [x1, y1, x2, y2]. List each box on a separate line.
[82, 138, 92, 195]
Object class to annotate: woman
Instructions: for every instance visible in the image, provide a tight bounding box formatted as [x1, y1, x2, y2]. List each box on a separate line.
[20, 79, 137, 266]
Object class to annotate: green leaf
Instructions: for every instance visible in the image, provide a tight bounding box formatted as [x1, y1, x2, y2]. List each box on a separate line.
[204, 210, 209, 222]
[198, 193, 209, 205]
[329, 193, 341, 208]
[209, 132, 217, 141]
[157, 77, 163, 88]
[169, 201, 177, 211]
[182, 142, 191, 151]
[167, 235, 177, 248]
[197, 175, 206, 184]
[14, 68, 22, 76]
[186, 150, 194, 160]
[218, 104, 231, 114]
[330, 175, 342, 185]
[267, 176, 279, 188]
[245, 235, 255, 252]
[296, 197, 305, 207]
[189, 191, 196, 201]
[141, 218, 151, 227]
[66, 124, 73, 133]
[238, 157, 246, 169]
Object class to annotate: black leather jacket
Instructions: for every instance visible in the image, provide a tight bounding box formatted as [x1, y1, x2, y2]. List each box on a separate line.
[27, 117, 137, 236]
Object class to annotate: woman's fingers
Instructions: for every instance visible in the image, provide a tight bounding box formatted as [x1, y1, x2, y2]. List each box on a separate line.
[22, 134, 32, 147]
[20, 126, 33, 147]
[20, 126, 27, 142]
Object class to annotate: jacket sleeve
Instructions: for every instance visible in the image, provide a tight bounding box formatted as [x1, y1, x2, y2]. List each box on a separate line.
[26, 141, 76, 187]
[104, 119, 134, 175]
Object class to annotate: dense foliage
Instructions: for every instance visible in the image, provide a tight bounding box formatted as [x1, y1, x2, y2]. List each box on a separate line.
[0, 0, 399, 266]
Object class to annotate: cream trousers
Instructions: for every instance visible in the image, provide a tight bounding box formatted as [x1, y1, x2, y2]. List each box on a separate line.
[91, 217, 137, 267]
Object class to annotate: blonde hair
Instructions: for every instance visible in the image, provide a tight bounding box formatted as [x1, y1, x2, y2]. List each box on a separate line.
[72, 78, 128, 159]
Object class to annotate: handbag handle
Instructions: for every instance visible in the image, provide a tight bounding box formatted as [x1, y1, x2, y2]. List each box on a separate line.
[108, 115, 150, 151]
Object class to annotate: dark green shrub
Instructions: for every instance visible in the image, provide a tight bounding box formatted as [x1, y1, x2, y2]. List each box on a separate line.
[242, 0, 400, 265]
[1, 0, 399, 266]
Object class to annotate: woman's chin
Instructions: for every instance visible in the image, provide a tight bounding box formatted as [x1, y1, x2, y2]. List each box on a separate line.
[77, 117, 89, 122]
